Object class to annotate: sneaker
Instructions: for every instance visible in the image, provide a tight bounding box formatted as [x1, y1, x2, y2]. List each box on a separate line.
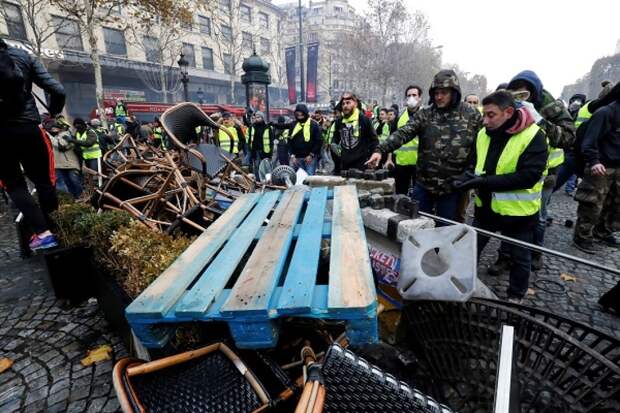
[488, 256, 511, 276]
[29, 234, 58, 251]
[531, 253, 543, 271]
[507, 297, 523, 305]
[573, 238, 597, 254]
[593, 233, 620, 247]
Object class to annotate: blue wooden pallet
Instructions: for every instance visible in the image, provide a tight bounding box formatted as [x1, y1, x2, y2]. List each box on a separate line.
[126, 185, 378, 349]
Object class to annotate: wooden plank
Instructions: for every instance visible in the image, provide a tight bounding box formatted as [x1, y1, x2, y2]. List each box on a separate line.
[174, 191, 280, 317]
[220, 189, 306, 317]
[277, 187, 328, 314]
[126, 193, 260, 319]
[328, 185, 376, 313]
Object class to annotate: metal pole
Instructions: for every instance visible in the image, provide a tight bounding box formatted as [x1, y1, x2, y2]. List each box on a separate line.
[298, 0, 305, 102]
[417, 211, 620, 276]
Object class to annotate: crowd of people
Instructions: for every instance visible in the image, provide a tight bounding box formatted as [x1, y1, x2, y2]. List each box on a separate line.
[1, 37, 619, 308]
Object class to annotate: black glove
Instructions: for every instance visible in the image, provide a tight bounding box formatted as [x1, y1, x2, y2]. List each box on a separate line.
[451, 171, 486, 190]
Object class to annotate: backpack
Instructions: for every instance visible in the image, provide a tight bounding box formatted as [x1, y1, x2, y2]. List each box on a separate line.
[0, 43, 26, 117]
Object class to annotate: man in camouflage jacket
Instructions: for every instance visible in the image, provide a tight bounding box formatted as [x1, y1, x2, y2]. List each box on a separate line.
[367, 69, 482, 221]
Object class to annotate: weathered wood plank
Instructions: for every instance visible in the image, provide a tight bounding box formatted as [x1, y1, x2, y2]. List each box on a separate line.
[126, 193, 260, 319]
[328, 185, 376, 313]
[220, 189, 306, 317]
[174, 191, 280, 317]
[277, 187, 328, 314]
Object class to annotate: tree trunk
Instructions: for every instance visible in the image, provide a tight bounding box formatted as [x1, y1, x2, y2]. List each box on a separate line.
[86, 23, 107, 128]
[229, 57, 236, 103]
[159, 61, 168, 103]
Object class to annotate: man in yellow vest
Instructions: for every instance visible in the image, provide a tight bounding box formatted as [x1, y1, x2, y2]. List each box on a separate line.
[332, 92, 378, 171]
[70, 117, 102, 173]
[247, 111, 274, 175]
[286, 104, 322, 175]
[392, 85, 422, 194]
[152, 117, 166, 150]
[451, 91, 548, 303]
[217, 112, 245, 157]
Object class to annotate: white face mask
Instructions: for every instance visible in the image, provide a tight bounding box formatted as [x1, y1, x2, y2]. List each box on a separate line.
[406, 96, 420, 108]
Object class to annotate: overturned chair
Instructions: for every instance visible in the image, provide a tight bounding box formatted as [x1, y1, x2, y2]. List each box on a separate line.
[113, 343, 272, 413]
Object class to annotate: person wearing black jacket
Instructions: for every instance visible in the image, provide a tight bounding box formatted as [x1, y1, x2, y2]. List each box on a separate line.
[287, 104, 321, 175]
[247, 111, 274, 174]
[574, 90, 620, 253]
[0, 38, 65, 251]
[332, 92, 378, 171]
[452, 91, 547, 302]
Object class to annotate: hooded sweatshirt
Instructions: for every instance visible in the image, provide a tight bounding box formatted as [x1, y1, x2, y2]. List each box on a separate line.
[507, 70, 575, 152]
[473, 107, 548, 223]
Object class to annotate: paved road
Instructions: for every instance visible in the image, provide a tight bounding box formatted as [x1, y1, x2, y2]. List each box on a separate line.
[0, 190, 617, 412]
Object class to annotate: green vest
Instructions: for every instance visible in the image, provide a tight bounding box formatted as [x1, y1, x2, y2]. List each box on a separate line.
[341, 107, 360, 138]
[474, 123, 543, 216]
[153, 126, 165, 149]
[218, 126, 239, 154]
[114, 104, 127, 117]
[574, 102, 593, 129]
[114, 123, 125, 135]
[76, 130, 102, 160]
[249, 126, 271, 153]
[292, 120, 311, 142]
[323, 123, 335, 144]
[379, 122, 390, 143]
[394, 110, 418, 166]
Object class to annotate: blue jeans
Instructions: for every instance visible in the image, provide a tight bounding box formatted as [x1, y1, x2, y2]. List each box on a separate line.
[55, 169, 82, 199]
[295, 157, 317, 176]
[553, 153, 577, 193]
[411, 184, 462, 224]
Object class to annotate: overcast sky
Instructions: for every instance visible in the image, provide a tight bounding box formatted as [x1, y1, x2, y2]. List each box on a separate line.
[275, 0, 620, 97]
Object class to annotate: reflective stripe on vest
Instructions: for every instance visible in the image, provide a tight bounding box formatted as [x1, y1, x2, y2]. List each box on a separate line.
[574, 102, 593, 129]
[114, 105, 127, 117]
[76, 130, 102, 160]
[281, 130, 290, 140]
[249, 126, 271, 153]
[474, 123, 543, 216]
[218, 127, 239, 154]
[547, 146, 564, 169]
[292, 120, 311, 142]
[395, 109, 418, 165]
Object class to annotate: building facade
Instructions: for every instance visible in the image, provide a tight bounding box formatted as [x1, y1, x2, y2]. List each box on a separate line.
[279, 0, 360, 105]
[0, 0, 288, 120]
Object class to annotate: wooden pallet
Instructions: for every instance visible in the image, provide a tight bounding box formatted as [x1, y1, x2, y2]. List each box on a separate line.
[126, 185, 378, 349]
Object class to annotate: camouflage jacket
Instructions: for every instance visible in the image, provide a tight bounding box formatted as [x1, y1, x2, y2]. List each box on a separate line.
[378, 102, 483, 195]
[538, 89, 576, 151]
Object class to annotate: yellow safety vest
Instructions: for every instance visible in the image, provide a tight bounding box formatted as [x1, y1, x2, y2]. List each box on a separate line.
[114, 104, 127, 117]
[394, 110, 418, 166]
[76, 130, 102, 160]
[280, 129, 289, 141]
[153, 126, 165, 149]
[474, 123, 543, 216]
[341, 107, 360, 138]
[248, 126, 271, 153]
[379, 122, 390, 142]
[547, 144, 564, 169]
[218, 126, 239, 154]
[114, 123, 125, 135]
[323, 123, 335, 144]
[574, 102, 593, 129]
[292, 120, 311, 142]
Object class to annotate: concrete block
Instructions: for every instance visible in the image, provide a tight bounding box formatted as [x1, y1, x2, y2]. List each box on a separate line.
[395, 217, 435, 243]
[398, 224, 477, 302]
[304, 175, 347, 187]
[370, 194, 384, 209]
[348, 178, 395, 194]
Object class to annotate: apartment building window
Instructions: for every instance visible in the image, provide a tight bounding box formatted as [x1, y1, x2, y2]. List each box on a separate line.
[103, 28, 127, 56]
[201, 47, 214, 70]
[52, 16, 83, 51]
[143, 36, 161, 63]
[334, 6, 343, 14]
[258, 12, 269, 29]
[221, 25, 232, 42]
[240, 4, 251, 23]
[219, 0, 231, 12]
[242, 31, 252, 50]
[260, 37, 270, 55]
[308, 32, 318, 42]
[198, 15, 211, 35]
[223, 53, 232, 74]
[182, 43, 196, 67]
[3, 2, 27, 41]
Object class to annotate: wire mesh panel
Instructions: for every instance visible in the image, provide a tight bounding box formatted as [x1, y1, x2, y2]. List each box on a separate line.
[322, 344, 455, 413]
[402, 299, 620, 412]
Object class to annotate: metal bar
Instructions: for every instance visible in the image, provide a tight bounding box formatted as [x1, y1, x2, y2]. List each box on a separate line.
[418, 211, 620, 276]
[494, 325, 515, 413]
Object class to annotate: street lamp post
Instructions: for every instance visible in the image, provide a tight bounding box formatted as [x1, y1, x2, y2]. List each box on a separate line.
[241, 51, 271, 122]
[177, 53, 189, 102]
